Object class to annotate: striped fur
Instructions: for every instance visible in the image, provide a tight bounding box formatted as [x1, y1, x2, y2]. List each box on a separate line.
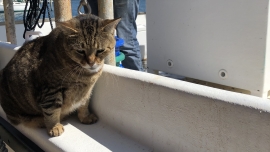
[0, 14, 120, 137]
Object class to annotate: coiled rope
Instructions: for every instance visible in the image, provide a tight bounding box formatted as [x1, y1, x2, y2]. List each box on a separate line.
[23, 0, 53, 39]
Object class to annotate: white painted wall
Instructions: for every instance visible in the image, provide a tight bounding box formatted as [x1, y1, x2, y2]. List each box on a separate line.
[1, 42, 270, 152]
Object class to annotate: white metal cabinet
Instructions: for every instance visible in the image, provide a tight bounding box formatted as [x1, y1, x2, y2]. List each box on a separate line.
[147, 0, 270, 98]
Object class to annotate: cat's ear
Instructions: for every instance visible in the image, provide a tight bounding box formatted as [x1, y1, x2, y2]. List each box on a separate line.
[101, 18, 121, 35]
[57, 20, 78, 33]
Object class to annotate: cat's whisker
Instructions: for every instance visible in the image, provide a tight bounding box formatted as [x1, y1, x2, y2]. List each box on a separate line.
[75, 68, 84, 90]
[44, 64, 79, 77]
[71, 66, 85, 91]
[70, 66, 82, 85]
[69, 66, 80, 80]
[72, 66, 84, 88]
[60, 65, 80, 92]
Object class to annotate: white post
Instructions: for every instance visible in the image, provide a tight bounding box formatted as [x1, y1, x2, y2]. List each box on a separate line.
[98, 0, 115, 66]
[3, 0, 17, 44]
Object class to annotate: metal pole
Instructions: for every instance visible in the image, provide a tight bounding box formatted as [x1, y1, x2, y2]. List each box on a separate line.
[3, 0, 17, 44]
[53, 0, 72, 27]
[98, 0, 115, 66]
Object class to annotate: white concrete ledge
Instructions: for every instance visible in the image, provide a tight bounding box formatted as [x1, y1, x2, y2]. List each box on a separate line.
[1, 42, 270, 151]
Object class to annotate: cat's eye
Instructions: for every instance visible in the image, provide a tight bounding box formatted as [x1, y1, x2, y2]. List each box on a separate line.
[76, 50, 85, 55]
[96, 49, 105, 55]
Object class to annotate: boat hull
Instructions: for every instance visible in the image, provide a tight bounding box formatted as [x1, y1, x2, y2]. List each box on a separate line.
[0, 3, 29, 12]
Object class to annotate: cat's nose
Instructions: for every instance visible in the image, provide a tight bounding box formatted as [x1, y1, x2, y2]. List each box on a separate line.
[88, 55, 95, 65]
[89, 62, 95, 67]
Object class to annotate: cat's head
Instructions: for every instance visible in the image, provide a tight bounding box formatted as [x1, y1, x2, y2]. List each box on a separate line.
[58, 14, 121, 73]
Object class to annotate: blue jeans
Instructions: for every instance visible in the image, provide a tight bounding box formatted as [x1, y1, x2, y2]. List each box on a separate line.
[87, 0, 143, 71]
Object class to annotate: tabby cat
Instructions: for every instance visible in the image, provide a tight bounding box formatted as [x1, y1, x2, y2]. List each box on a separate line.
[0, 14, 120, 137]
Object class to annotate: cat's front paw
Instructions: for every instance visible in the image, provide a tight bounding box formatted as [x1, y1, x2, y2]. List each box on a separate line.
[48, 123, 64, 137]
[80, 114, 98, 124]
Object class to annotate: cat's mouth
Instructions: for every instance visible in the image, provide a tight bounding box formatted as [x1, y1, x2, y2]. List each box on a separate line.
[83, 63, 102, 73]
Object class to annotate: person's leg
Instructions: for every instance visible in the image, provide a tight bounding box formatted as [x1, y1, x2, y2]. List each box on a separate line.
[114, 0, 143, 71]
